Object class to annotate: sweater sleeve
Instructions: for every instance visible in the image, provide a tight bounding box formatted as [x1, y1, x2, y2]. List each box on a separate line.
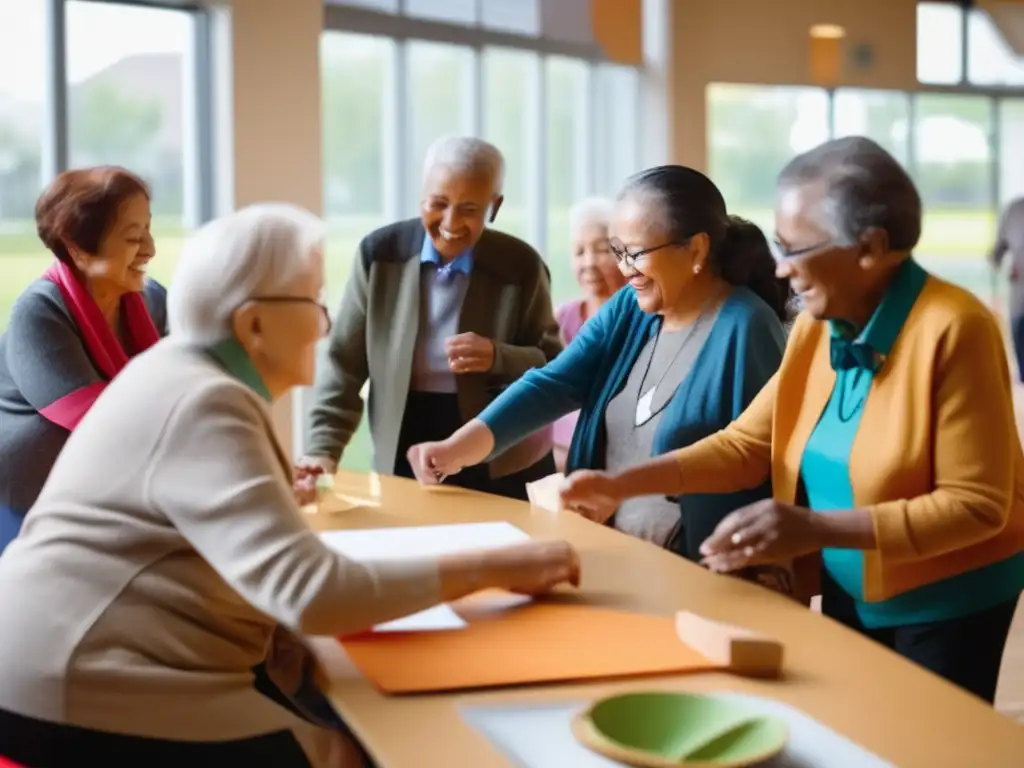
[869, 308, 1018, 563]
[479, 290, 621, 457]
[489, 259, 563, 378]
[305, 246, 370, 462]
[669, 309, 794, 493]
[5, 284, 106, 431]
[147, 383, 443, 637]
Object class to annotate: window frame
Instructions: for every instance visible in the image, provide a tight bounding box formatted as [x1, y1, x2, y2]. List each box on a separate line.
[40, 0, 215, 224]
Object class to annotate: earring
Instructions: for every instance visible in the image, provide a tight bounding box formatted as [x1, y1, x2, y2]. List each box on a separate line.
[693, 263, 702, 275]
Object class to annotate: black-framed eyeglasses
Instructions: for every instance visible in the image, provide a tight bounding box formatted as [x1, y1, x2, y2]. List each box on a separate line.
[250, 295, 332, 335]
[770, 238, 833, 262]
[607, 238, 687, 270]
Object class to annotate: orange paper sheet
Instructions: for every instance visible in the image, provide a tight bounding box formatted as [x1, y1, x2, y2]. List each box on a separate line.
[339, 598, 719, 694]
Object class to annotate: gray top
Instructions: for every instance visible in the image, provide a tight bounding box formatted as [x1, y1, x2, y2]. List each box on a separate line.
[410, 264, 470, 393]
[0, 278, 168, 514]
[604, 309, 719, 548]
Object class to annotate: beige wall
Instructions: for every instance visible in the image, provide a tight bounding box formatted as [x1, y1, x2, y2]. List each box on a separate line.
[213, 0, 325, 456]
[669, 0, 919, 169]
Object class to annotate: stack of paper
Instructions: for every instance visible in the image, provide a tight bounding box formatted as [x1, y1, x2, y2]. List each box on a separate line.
[319, 522, 530, 632]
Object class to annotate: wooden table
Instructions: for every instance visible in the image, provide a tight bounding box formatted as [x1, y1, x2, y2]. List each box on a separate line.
[310, 471, 1024, 767]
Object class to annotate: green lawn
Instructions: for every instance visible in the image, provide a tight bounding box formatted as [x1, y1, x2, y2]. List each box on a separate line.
[0, 207, 1003, 472]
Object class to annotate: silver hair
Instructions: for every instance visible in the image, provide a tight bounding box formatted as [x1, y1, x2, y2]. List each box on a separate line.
[422, 135, 505, 197]
[777, 136, 922, 251]
[569, 196, 615, 235]
[167, 203, 326, 346]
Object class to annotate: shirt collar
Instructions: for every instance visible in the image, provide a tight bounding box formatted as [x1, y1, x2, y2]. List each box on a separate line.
[420, 234, 473, 277]
[208, 338, 272, 402]
[829, 257, 928, 372]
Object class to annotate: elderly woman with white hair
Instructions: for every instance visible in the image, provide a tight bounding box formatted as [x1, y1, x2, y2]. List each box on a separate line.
[300, 135, 562, 499]
[0, 203, 579, 766]
[551, 196, 627, 470]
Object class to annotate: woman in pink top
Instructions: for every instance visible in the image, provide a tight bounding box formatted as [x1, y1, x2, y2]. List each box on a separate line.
[553, 197, 627, 470]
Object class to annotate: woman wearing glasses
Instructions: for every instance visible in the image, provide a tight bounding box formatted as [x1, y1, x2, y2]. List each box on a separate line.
[407, 166, 790, 572]
[0, 204, 580, 766]
[560, 137, 1024, 704]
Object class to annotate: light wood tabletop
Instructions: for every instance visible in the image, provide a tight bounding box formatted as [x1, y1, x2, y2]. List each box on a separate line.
[309, 471, 1024, 767]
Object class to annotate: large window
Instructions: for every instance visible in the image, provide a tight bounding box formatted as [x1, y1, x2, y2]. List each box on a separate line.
[912, 94, 995, 296]
[0, 0, 46, 333]
[67, 1, 190, 288]
[708, 82, 1015, 306]
[545, 56, 589, 302]
[593, 64, 641, 196]
[833, 89, 910, 165]
[321, 32, 394, 305]
[405, 41, 475, 215]
[707, 84, 829, 233]
[483, 48, 537, 243]
[0, 0, 202, 333]
[918, 1, 1024, 87]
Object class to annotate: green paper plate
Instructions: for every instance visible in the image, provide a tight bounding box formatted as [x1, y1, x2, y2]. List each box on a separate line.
[572, 692, 788, 768]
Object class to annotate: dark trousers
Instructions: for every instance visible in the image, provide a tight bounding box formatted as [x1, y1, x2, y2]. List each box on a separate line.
[821, 571, 1018, 703]
[0, 706, 311, 768]
[393, 391, 555, 501]
[1011, 313, 1024, 382]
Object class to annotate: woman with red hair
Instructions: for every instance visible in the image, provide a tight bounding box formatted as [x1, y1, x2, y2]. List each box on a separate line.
[0, 166, 166, 551]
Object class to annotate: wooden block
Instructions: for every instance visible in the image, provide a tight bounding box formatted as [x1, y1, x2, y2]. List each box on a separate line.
[675, 611, 783, 679]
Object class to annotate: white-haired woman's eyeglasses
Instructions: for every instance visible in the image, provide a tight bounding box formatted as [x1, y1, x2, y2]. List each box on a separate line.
[250, 295, 332, 335]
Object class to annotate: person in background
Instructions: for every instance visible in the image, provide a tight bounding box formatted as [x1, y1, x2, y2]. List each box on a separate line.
[551, 196, 626, 471]
[0, 204, 580, 767]
[407, 166, 790, 577]
[300, 135, 562, 500]
[0, 166, 166, 552]
[990, 196, 1024, 381]
[561, 137, 1024, 704]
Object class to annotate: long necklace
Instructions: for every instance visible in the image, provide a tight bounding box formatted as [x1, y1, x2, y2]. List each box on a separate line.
[634, 293, 721, 426]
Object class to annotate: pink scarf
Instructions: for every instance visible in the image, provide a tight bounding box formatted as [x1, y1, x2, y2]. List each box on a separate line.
[40, 261, 160, 430]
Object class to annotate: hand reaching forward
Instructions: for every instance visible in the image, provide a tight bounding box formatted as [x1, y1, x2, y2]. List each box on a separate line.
[558, 469, 622, 524]
[482, 540, 581, 595]
[444, 332, 495, 374]
[699, 499, 821, 572]
[293, 456, 336, 506]
[407, 441, 464, 486]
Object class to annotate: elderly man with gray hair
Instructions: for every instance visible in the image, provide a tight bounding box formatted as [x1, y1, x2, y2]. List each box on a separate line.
[301, 135, 562, 499]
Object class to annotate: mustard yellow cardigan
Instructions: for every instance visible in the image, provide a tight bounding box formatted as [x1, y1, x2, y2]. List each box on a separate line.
[673, 274, 1024, 601]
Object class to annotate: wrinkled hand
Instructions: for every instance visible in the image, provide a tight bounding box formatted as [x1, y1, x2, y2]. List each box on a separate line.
[699, 499, 821, 572]
[558, 470, 622, 524]
[407, 441, 464, 486]
[445, 332, 495, 374]
[484, 540, 581, 595]
[293, 456, 336, 506]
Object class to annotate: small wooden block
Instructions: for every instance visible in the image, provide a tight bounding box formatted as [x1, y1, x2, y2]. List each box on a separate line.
[675, 611, 783, 678]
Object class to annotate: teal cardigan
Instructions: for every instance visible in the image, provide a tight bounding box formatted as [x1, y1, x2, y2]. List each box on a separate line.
[479, 286, 787, 560]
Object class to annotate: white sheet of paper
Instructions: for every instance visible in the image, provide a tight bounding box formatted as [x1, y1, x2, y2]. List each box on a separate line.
[460, 693, 892, 768]
[526, 473, 564, 512]
[320, 521, 529, 561]
[319, 522, 530, 632]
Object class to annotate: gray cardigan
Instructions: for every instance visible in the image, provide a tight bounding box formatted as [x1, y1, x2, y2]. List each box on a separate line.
[0, 278, 168, 514]
[307, 219, 562, 478]
[0, 339, 444, 761]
